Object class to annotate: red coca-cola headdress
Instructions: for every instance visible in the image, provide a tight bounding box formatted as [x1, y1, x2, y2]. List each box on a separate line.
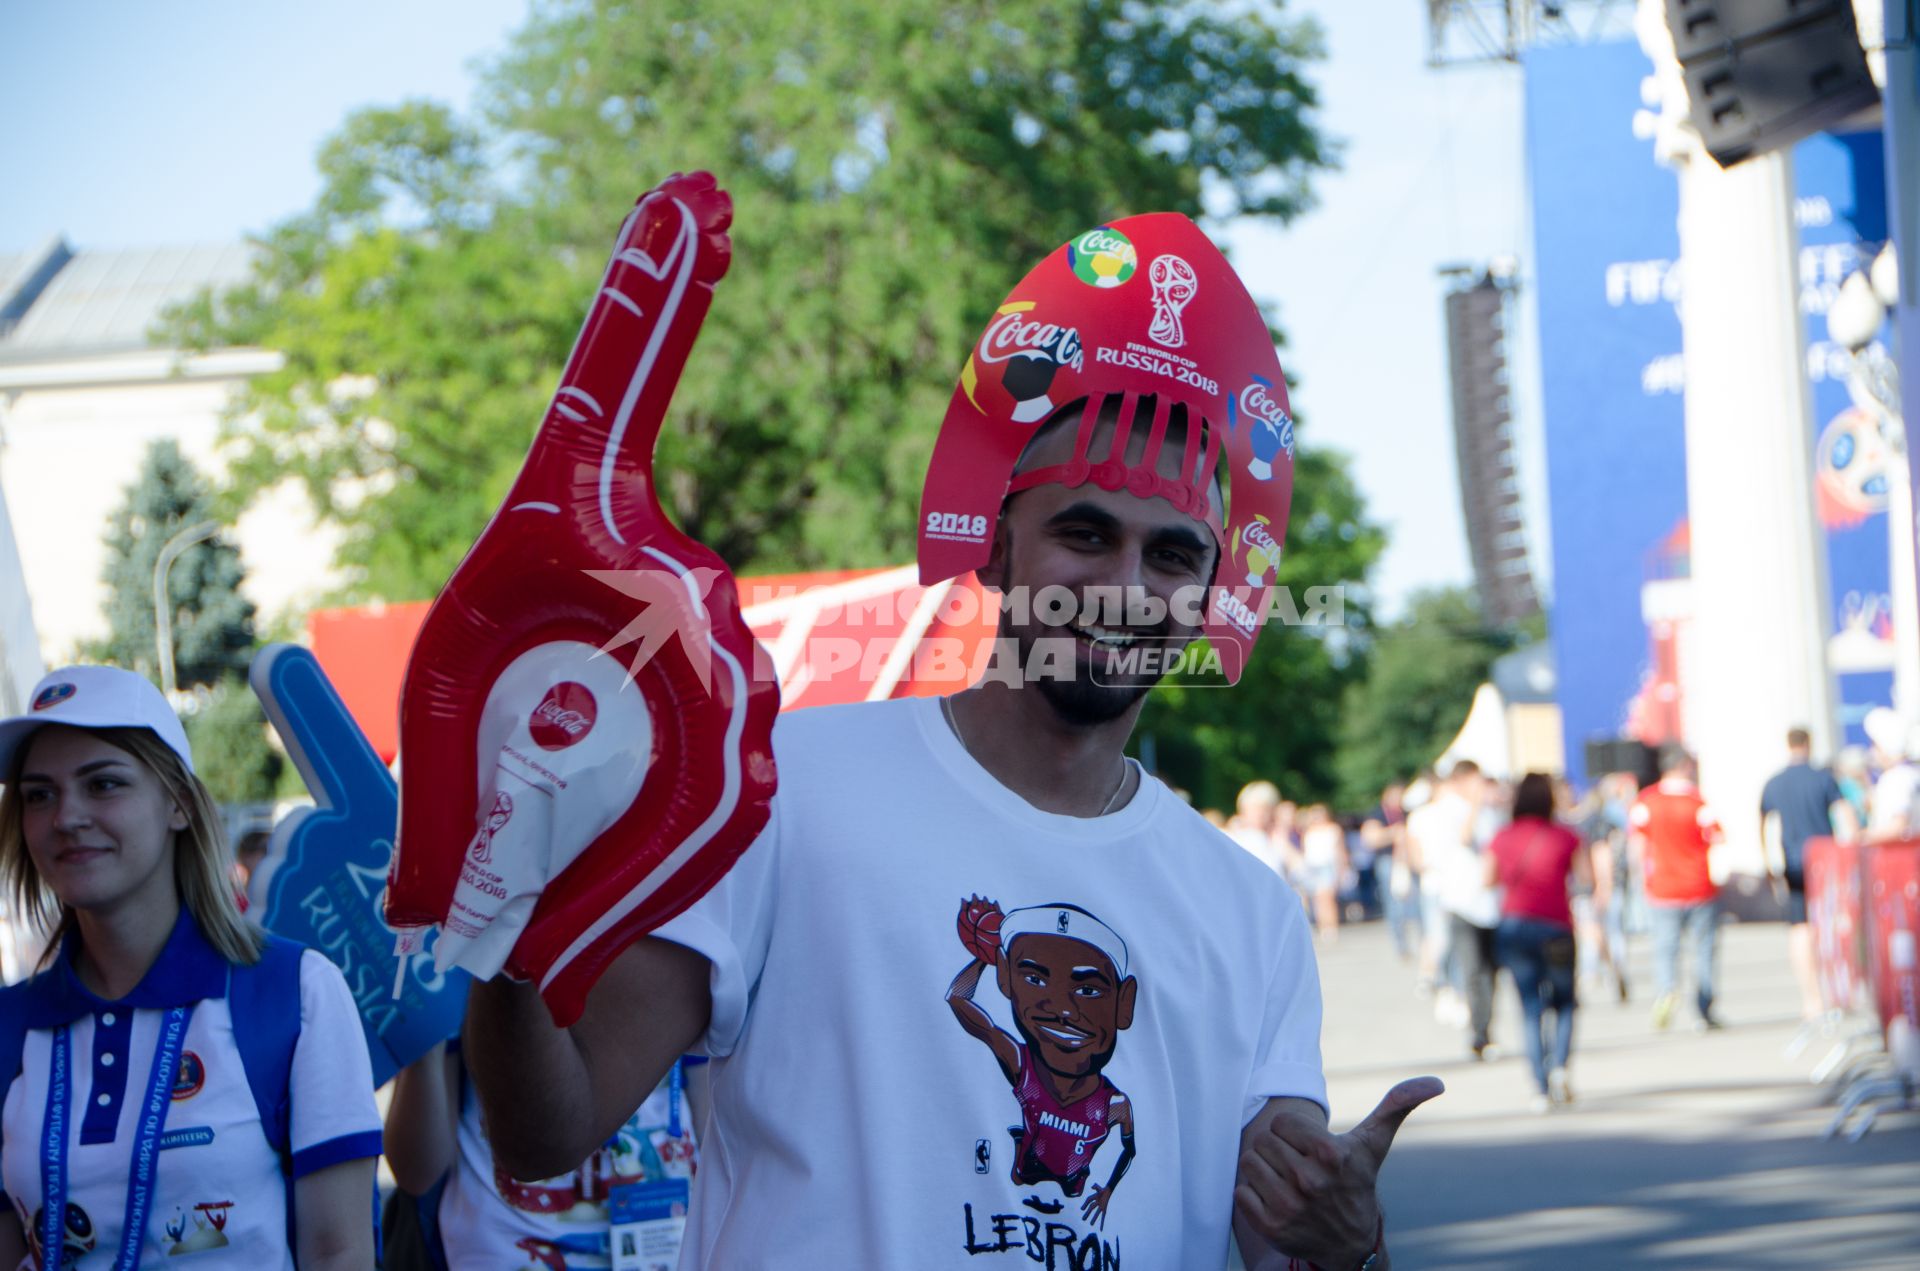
[917, 214, 1295, 682]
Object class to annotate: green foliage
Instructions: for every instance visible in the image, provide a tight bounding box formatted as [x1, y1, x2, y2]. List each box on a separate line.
[86, 441, 256, 686]
[1134, 445, 1385, 813]
[1333, 586, 1516, 810]
[166, 0, 1334, 600]
[183, 678, 284, 805]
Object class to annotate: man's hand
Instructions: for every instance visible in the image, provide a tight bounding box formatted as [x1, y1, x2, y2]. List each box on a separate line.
[1235, 1077, 1444, 1270]
[1080, 1182, 1116, 1229]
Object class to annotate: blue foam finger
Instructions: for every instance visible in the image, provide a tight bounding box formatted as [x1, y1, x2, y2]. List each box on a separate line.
[250, 644, 468, 1086]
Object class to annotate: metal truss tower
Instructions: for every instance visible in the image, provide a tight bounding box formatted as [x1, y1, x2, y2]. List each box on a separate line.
[1427, 0, 1638, 66]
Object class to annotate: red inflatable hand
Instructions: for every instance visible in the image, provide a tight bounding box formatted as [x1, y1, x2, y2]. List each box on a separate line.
[386, 173, 779, 1025]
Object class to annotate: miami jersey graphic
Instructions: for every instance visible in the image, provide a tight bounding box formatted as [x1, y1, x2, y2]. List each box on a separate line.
[948, 896, 1138, 1231]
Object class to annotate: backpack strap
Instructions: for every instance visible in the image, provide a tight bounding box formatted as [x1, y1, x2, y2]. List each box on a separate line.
[0, 982, 26, 1083]
[228, 934, 307, 1165]
[0, 980, 27, 1139]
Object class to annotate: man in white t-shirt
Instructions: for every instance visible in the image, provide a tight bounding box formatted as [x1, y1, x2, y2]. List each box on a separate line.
[462, 214, 1439, 1270]
[1228, 780, 1292, 878]
[1864, 708, 1920, 843]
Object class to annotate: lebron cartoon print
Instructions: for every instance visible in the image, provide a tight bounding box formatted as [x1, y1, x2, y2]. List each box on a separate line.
[948, 897, 1138, 1229]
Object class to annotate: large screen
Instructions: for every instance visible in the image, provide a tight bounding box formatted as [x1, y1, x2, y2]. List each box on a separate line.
[1525, 39, 1892, 783]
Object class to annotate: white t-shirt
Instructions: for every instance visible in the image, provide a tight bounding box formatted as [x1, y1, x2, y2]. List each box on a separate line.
[1869, 762, 1920, 838]
[2, 917, 381, 1268]
[654, 697, 1326, 1270]
[1409, 793, 1499, 928]
[1226, 825, 1288, 877]
[437, 1061, 697, 1269]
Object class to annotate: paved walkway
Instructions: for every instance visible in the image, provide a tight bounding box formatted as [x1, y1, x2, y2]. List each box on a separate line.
[1314, 918, 1919, 1269]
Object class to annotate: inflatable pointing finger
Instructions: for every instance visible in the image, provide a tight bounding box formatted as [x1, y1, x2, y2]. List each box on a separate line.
[250, 643, 467, 1086]
[384, 173, 779, 1025]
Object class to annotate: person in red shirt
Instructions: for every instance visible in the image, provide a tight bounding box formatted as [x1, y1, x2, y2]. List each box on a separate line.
[1629, 748, 1724, 1030]
[1485, 773, 1589, 1110]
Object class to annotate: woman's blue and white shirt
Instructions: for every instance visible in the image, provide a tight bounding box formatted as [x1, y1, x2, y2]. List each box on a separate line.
[1, 913, 380, 1268]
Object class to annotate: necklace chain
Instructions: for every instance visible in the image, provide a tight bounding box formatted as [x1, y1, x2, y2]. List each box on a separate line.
[941, 695, 1130, 816]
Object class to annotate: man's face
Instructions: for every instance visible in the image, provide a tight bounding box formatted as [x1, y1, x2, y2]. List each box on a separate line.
[997, 932, 1136, 1079]
[1239, 796, 1278, 832]
[988, 415, 1219, 725]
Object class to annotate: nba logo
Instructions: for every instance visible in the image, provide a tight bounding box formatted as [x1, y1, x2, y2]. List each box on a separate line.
[1057, 911, 1070, 934]
[974, 1139, 991, 1174]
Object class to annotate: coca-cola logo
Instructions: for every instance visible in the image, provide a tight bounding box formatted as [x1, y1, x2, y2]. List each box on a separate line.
[1240, 518, 1280, 554]
[1240, 380, 1295, 458]
[976, 308, 1085, 372]
[529, 681, 598, 751]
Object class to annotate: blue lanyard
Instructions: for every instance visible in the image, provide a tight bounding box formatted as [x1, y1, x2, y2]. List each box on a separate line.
[667, 1059, 683, 1139]
[40, 1005, 192, 1270]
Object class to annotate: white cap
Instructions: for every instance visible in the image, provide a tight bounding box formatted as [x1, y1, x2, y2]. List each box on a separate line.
[997, 903, 1128, 978]
[1863, 707, 1920, 760]
[0, 666, 195, 777]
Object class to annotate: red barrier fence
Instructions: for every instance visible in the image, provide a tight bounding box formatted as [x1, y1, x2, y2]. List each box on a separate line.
[1808, 836, 1920, 1054]
[1804, 836, 1868, 1014]
[1863, 842, 1920, 1046]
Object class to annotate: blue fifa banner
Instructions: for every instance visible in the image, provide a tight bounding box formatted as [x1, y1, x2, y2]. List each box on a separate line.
[250, 644, 468, 1085]
[1526, 40, 1893, 784]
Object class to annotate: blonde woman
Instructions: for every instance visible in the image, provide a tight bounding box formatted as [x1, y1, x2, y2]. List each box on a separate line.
[0, 666, 379, 1269]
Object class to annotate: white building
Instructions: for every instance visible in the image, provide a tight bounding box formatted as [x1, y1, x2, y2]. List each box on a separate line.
[0, 237, 343, 708]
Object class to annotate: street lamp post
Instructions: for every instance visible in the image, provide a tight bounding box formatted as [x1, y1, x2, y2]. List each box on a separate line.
[1826, 246, 1919, 729]
[153, 519, 219, 696]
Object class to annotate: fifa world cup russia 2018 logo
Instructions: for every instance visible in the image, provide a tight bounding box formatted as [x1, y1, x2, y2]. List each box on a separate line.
[472, 791, 514, 866]
[1147, 255, 1198, 349]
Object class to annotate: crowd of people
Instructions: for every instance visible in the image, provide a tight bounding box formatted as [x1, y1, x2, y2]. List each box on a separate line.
[1218, 718, 1920, 1114]
[5, 659, 1917, 1265]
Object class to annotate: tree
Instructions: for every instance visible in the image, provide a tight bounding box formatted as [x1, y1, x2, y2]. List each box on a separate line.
[167, 0, 1335, 600]
[184, 678, 284, 804]
[1133, 445, 1385, 813]
[88, 440, 256, 687]
[1333, 586, 1515, 809]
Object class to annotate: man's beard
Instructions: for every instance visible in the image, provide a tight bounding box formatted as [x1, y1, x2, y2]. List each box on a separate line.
[1006, 623, 1156, 726]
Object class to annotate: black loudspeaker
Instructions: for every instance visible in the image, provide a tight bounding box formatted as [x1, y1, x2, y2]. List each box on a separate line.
[1584, 738, 1660, 788]
[1664, 0, 1880, 167]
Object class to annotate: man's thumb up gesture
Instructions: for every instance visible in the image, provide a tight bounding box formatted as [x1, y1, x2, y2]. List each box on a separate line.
[1235, 1077, 1445, 1271]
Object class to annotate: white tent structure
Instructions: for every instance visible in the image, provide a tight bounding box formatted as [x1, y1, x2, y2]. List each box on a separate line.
[1433, 643, 1566, 783]
[1435, 682, 1513, 780]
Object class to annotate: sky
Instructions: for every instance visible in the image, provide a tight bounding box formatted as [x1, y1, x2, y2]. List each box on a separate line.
[0, 0, 1541, 617]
